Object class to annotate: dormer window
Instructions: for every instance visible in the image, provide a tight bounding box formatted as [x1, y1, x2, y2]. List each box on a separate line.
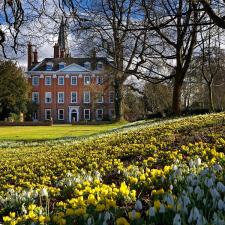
[59, 62, 66, 70]
[97, 62, 103, 70]
[46, 62, 53, 71]
[84, 62, 91, 70]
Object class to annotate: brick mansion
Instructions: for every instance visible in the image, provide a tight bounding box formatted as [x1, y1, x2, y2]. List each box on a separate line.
[27, 23, 115, 123]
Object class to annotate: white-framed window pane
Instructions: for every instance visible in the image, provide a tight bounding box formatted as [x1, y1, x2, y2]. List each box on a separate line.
[97, 62, 103, 70]
[96, 93, 104, 103]
[83, 91, 90, 103]
[71, 76, 77, 85]
[59, 63, 66, 70]
[84, 76, 91, 85]
[58, 109, 64, 120]
[109, 91, 114, 103]
[96, 76, 103, 85]
[32, 92, 39, 104]
[84, 109, 90, 120]
[58, 76, 64, 85]
[45, 76, 52, 85]
[58, 92, 64, 103]
[32, 76, 39, 86]
[84, 62, 91, 70]
[71, 92, 77, 103]
[96, 109, 103, 120]
[46, 64, 53, 71]
[45, 92, 52, 103]
[45, 109, 51, 120]
[33, 111, 38, 120]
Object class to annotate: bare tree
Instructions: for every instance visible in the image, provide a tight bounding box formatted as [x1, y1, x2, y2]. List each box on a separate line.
[141, 0, 201, 115]
[200, 0, 225, 28]
[62, 0, 150, 121]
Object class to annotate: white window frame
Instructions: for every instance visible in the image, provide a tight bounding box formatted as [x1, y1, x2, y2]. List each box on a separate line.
[109, 91, 115, 103]
[96, 109, 103, 120]
[58, 109, 64, 120]
[33, 111, 38, 121]
[71, 92, 77, 103]
[58, 92, 64, 104]
[84, 62, 91, 70]
[97, 62, 103, 70]
[45, 109, 51, 120]
[45, 92, 52, 104]
[32, 92, 39, 104]
[45, 76, 52, 86]
[71, 76, 77, 85]
[84, 109, 91, 121]
[58, 76, 64, 85]
[59, 62, 66, 70]
[96, 76, 103, 85]
[84, 76, 91, 85]
[83, 91, 90, 103]
[96, 93, 104, 103]
[32, 76, 39, 86]
[46, 62, 53, 71]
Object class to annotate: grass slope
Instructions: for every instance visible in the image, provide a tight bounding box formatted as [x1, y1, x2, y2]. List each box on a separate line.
[1, 113, 225, 224]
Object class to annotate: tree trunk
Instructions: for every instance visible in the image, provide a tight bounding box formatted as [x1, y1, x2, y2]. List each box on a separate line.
[114, 79, 124, 121]
[208, 82, 215, 112]
[172, 79, 183, 116]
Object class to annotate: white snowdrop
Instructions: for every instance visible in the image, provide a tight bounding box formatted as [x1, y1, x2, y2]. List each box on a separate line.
[195, 158, 201, 167]
[149, 207, 155, 217]
[218, 199, 225, 211]
[164, 194, 174, 206]
[173, 165, 178, 171]
[135, 199, 142, 210]
[194, 186, 204, 200]
[188, 207, 200, 223]
[205, 178, 214, 188]
[196, 214, 207, 225]
[187, 186, 194, 194]
[210, 188, 220, 200]
[213, 164, 222, 172]
[104, 211, 111, 221]
[159, 203, 165, 213]
[189, 159, 194, 168]
[40, 188, 48, 197]
[21, 203, 27, 214]
[87, 217, 94, 225]
[173, 213, 181, 225]
[130, 210, 136, 220]
[217, 182, 225, 192]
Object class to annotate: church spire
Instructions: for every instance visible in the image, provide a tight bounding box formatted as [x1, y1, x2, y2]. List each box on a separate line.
[58, 17, 69, 58]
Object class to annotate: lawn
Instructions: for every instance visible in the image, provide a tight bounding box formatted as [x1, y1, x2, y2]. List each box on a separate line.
[0, 121, 127, 141]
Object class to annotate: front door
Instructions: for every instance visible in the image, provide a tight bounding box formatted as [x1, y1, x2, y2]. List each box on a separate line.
[69, 107, 80, 123]
[71, 109, 78, 123]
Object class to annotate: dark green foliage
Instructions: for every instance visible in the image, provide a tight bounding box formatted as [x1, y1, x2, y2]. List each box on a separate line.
[0, 61, 30, 120]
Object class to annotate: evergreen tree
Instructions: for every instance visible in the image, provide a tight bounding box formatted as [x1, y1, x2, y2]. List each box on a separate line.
[0, 61, 29, 120]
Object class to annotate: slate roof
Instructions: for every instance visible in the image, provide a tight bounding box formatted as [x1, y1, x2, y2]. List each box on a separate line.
[30, 57, 110, 72]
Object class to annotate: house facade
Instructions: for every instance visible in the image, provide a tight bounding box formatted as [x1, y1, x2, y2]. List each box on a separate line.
[27, 23, 115, 123]
[27, 48, 115, 123]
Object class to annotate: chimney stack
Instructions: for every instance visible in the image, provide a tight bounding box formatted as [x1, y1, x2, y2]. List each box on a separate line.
[91, 48, 97, 70]
[54, 43, 59, 58]
[33, 49, 38, 64]
[27, 42, 33, 71]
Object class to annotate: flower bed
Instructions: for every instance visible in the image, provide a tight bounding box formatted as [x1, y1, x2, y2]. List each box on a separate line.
[0, 113, 225, 224]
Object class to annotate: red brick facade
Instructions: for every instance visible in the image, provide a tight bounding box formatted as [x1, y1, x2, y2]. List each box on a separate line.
[27, 45, 115, 123]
